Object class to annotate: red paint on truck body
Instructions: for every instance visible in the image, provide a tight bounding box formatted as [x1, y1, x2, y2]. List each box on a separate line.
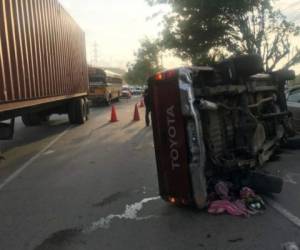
[149, 73, 194, 205]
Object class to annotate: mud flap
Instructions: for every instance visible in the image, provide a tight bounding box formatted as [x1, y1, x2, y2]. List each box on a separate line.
[0, 119, 15, 140]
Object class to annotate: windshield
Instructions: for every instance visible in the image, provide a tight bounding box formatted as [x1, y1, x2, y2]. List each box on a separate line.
[89, 76, 105, 84]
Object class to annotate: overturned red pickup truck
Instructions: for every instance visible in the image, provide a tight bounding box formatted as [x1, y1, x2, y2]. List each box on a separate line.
[149, 55, 294, 209]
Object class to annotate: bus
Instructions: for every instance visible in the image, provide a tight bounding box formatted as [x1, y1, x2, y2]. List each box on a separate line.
[88, 67, 123, 105]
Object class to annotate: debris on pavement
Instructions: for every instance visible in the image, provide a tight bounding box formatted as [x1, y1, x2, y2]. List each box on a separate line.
[282, 242, 299, 250]
[207, 181, 265, 217]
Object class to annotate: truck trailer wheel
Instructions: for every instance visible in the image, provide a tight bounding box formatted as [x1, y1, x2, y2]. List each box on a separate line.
[84, 97, 89, 121]
[105, 94, 112, 106]
[22, 114, 42, 126]
[116, 92, 120, 102]
[68, 98, 86, 125]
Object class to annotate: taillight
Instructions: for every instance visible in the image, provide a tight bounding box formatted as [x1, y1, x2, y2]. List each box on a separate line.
[155, 70, 177, 81]
[155, 73, 163, 81]
[169, 197, 176, 204]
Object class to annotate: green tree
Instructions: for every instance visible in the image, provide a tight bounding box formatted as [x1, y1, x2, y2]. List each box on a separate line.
[290, 74, 300, 86]
[125, 39, 162, 85]
[148, 0, 300, 70]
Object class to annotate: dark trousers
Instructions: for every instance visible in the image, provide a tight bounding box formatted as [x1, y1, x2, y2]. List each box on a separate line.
[145, 107, 151, 126]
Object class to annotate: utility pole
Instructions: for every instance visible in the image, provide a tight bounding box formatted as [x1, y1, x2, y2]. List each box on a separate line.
[160, 52, 164, 69]
[92, 41, 99, 67]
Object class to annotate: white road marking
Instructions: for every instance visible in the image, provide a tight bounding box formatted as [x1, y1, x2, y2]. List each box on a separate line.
[43, 150, 55, 156]
[282, 242, 299, 250]
[266, 197, 300, 229]
[284, 174, 298, 185]
[84, 196, 160, 233]
[0, 126, 72, 191]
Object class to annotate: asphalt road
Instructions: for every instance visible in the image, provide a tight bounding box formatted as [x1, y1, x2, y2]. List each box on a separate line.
[1, 97, 300, 250]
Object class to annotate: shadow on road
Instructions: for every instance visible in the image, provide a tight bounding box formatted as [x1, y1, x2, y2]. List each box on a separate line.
[122, 122, 136, 130]
[283, 137, 300, 150]
[0, 119, 70, 154]
[130, 127, 153, 143]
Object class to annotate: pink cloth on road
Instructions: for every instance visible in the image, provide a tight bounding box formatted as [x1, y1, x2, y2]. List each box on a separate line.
[240, 187, 256, 199]
[215, 181, 231, 200]
[208, 200, 249, 217]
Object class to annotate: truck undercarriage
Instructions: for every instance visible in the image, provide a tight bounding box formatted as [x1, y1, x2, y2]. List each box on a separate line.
[149, 55, 295, 209]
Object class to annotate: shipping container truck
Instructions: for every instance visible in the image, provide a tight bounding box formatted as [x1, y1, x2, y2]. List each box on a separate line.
[0, 0, 89, 140]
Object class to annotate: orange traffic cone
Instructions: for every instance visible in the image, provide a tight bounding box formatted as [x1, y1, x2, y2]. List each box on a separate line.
[110, 105, 118, 122]
[133, 104, 140, 122]
[139, 99, 145, 108]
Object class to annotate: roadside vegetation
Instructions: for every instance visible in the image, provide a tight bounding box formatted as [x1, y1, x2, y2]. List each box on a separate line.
[147, 0, 300, 71]
[124, 38, 163, 85]
[126, 0, 300, 84]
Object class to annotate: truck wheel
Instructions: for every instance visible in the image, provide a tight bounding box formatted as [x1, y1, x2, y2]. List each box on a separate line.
[243, 172, 283, 194]
[41, 115, 50, 123]
[68, 98, 86, 125]
[84, 97, 89, 121]
[116, 92, 120, 102]
[22, 114, 42, 127]
[106, 94, 112, 106]
[232, 55, 264, 77]
[215, 55, 264, 84]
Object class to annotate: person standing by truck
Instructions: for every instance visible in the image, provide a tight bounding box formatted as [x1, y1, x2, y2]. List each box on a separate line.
[144, 88, 151, 126]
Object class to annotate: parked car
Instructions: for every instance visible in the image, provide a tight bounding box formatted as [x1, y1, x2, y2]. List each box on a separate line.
[131, 87, 143, 96]
[287, 86, 300, 131]
[121, 88, 132, 99]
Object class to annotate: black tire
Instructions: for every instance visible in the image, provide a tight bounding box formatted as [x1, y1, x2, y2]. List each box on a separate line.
[68, 98, 86, 125]
[215, 55, 264, 84]
[84, 97, 89, 121]
[22, 114, 42, 127]
[105, 94, 112, 106]
[232, 55, 264, 77]
[68, 101, 77, 124]
[116, 92, 121, 102]
[41, 115, 50, 123]
[243, 172, 283, 194]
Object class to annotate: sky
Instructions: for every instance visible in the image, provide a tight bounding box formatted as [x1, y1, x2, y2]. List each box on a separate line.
[59, 0, 300, 71]
[59, 0, 170, 69]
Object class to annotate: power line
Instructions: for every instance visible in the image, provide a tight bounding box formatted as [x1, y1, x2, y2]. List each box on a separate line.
[290, 13, 300, 23]
[92, 42, 99, 67]
[283, 8, 300, 14]
[281, 2, 300, 12]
